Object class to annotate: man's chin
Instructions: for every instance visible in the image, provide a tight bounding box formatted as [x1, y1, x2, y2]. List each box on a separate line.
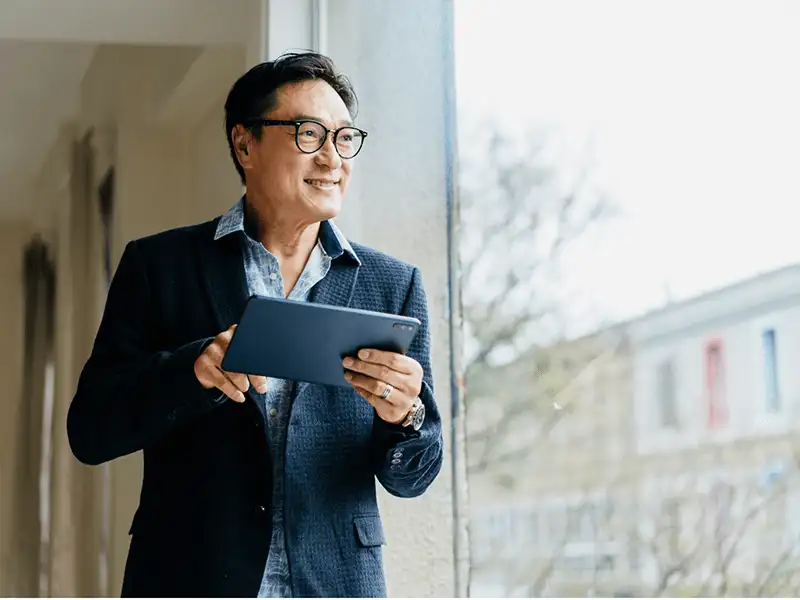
[309, 196, 342, 221]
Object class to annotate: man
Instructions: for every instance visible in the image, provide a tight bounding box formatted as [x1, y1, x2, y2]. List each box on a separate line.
[67, 52, 444, 597]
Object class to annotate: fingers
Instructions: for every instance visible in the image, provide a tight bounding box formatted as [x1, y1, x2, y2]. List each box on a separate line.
[204, 340, 249, 392]
[354, 349, 416, 375]
[342, 356, 408, 393]
[344, 370, 405, 404]
[212, 370, 247, 403]
[248, 374, 269, 394]
[355, 389, 409, 425]
[193, 323, 266, 403]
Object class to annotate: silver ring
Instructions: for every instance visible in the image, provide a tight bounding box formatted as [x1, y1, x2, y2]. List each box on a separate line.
[379, 383, 393, 400]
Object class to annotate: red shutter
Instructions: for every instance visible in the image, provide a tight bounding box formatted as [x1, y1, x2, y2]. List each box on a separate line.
[706, 340, 728, 428]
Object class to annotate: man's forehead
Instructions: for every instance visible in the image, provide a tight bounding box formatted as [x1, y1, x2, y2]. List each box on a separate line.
[270, 80, 352, 124]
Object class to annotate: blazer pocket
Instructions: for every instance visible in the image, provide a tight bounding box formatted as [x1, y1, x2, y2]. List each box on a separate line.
[353, 515, 386, 547]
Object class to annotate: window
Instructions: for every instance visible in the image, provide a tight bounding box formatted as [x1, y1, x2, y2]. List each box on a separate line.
[656, 359, 678, 428]
[705, 341, 728, 428]
[566, 506, 593, 543]
[762, 328, 780, 413]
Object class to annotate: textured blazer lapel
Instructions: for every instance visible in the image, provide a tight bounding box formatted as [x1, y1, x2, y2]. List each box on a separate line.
[195, 222, 266, 422]
[197, 226, 250, 331]
[309, 258, 359, 309]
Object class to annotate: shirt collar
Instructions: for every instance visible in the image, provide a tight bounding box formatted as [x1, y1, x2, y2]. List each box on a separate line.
[214, 196, 360, 265]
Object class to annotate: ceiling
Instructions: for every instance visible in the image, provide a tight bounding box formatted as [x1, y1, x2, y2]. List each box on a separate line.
[0, 41, 96, 204]
[0, 0, 251, 220]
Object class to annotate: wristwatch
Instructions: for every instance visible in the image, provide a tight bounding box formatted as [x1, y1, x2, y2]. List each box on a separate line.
[401, 397, 426, 431]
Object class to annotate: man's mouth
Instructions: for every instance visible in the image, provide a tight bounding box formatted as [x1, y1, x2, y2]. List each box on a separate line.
[304, 179, 339, 190]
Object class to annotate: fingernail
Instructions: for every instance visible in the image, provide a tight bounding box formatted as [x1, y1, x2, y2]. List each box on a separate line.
[236, 392, 245, 403]
[257, 383, 268, 394]
[345, 372, 353, 381]
[343, 357, 353, 367]
[359, 350, 370, 360]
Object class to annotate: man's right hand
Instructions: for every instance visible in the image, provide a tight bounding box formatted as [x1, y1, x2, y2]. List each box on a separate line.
[194, 325, 268, 403]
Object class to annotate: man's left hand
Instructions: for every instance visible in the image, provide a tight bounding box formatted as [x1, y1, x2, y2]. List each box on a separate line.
[343, 349, 423, 425]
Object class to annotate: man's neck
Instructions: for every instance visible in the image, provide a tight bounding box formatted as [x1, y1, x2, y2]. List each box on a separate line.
[243, 194, 321, 297]
[243, 195, 320, 261]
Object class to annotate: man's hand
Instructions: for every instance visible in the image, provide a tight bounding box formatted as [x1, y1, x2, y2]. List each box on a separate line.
[343, 349, 423, 425]
[194, 324, 268, 403]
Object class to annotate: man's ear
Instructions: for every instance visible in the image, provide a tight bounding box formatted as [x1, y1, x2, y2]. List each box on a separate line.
[232, 125, 251, 163]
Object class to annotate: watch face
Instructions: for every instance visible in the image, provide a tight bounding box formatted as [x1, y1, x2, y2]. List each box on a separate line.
[412, 403, 426, 431]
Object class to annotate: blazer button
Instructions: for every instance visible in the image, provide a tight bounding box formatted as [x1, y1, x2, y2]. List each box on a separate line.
[392, 452, 402, 459]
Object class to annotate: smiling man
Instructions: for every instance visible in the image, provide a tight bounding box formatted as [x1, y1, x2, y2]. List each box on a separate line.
[66, 52, 444, 598]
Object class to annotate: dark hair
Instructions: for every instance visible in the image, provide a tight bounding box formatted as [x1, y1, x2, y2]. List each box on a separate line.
[224, 51, 358, 184]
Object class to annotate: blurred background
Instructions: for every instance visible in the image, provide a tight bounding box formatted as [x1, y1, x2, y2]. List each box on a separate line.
[459, 0, 800, 597]
[2, 0, 800, 597]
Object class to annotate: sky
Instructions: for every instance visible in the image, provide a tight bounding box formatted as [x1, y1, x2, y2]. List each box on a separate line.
[454, 0, 800, 328]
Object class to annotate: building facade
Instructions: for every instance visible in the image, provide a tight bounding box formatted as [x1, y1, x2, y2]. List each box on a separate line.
[469, 266, 800, 597]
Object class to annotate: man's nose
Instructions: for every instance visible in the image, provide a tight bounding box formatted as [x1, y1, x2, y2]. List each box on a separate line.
[315, 134, 342, 169]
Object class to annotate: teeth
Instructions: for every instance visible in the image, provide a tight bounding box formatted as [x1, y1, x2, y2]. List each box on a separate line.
[305, 179, 338, 189]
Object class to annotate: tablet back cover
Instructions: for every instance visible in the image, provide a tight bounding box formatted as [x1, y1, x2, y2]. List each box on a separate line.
[221, 296, 420, 387]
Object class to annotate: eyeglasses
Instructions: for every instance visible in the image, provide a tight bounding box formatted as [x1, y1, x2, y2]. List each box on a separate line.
[246, 119, 368, 159]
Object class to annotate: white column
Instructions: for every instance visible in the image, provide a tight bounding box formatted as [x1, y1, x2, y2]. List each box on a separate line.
[325, 1, 466, 596]
[247, 0, 317, 66]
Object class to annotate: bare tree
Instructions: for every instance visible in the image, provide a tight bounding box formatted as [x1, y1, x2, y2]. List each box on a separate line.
[459, 119, 613, 477]
[630, 476, 800, 598]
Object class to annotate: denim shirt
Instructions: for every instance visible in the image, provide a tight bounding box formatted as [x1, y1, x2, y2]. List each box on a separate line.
[214, 197, 359, 597]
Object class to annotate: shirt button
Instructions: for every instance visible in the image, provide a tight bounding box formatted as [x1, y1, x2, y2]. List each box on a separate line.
[269, 272, 278, 281]
[269, 408, 277, 417]
[392, 452, 403, 458]
[391, 458, 401, 465]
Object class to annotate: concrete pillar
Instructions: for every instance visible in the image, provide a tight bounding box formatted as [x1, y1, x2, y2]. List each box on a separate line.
[248, 0, 316, 66]
[325, 1, 466, 596]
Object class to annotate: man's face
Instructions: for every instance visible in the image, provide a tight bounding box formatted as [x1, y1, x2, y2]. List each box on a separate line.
[241, 79, 354, 223]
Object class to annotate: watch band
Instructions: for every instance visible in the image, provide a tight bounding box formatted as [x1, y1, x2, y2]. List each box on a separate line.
[401, 397, 423, 428]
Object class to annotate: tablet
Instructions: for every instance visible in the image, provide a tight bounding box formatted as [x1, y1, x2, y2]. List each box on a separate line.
[220, 295, 421, 388]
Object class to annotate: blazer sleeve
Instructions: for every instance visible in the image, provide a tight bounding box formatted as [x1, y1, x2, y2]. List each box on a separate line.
[372, 267, 445, 498]
[67, 239, 226, 466]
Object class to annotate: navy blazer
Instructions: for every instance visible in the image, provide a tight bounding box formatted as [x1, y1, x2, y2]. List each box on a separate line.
[67, 217, 444, 597]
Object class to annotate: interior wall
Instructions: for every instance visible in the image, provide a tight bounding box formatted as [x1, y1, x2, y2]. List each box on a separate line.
[0, 220, 31, 596]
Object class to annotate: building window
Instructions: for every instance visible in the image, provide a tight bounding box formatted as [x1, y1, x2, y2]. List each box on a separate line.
[656, 359, 678, 428]
[705, 341, 728, 428]
[762, 328, 780, 413]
